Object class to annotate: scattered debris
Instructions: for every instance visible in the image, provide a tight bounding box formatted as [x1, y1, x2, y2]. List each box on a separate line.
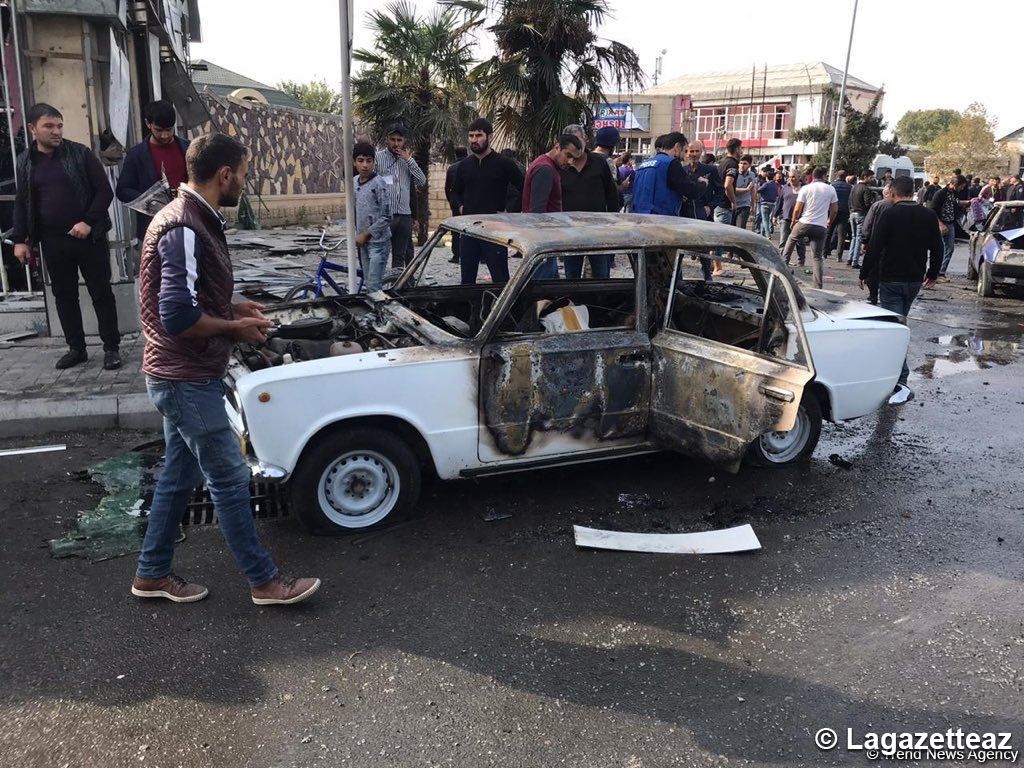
[828, 453, 854, 470]
[480, 506, 512, 522]
[0, 330, 37, 343]
[572, 523, 761, 554]
[0, 443, 66, 458]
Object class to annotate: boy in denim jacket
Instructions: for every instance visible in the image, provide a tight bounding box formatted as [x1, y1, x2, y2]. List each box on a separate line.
[352, 142, 392, 291]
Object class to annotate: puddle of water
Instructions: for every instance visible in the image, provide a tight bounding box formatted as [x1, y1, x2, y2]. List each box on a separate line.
[916, 330, 1022, 379]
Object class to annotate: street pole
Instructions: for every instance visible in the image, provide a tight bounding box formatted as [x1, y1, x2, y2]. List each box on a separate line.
[339, 0, 358, 294]
[828, 0, 858, 181]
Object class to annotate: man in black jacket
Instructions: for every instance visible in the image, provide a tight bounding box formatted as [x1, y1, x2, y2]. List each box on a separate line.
[559, 127, 619, 278]
[12, 103, 120, 370]
[928, 175, 960, 277]
[451, 118, 524, 284]
[443, 145, 468, 264]
[860, 176, 942, 404]
[847, 170, 877, 267]
[115, 100, 190, 242]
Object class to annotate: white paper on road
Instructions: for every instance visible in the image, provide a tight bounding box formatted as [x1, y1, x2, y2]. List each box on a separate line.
[0, 443, 67, 457]
[572, 523, 761, 554]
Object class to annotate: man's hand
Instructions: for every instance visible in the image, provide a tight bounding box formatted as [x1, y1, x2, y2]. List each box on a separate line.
[233, 299, 266, 320]
[355, 231, 371, 247]
[704, 206, 712, 218]
[231, 317, 273, 344]
[13, 243, 30, 264]
[938, 222, 949, 235]
[859, 279, 865, 290]
[923, 278, 938, 289]
[68, 222, 92, 239]
[698, 176, 708, 185]
[397, 148, 412, 162]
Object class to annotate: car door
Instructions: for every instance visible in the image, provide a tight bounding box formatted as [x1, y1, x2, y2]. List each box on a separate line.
[650, 257, 815, 472]
[478, 251, 651, 463]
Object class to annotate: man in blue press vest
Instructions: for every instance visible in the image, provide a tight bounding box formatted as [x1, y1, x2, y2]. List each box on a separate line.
[631, 132, 706, 216]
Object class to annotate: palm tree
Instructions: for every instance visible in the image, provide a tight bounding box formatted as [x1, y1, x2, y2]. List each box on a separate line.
[353, 1, 481, 244]
[448, 0, 643, 158]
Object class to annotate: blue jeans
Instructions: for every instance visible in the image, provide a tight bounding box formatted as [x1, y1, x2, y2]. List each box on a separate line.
[939, 221, 956, 275]
[359, 240, 390, 292]
[136, 378, 278, 587]
[460, 236, 510, 284]
[533, 256, 560, 280]
[848, 211, 865, 266]
[564, 253, 611, 279]
[757, 203, 775, 237]
[878, 281, 922, 385]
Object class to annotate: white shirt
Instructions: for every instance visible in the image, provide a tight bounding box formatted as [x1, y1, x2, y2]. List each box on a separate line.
[796, 180, 838, 227]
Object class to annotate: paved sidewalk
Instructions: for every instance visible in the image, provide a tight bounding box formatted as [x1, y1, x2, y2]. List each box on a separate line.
[0, 333, 160, 438]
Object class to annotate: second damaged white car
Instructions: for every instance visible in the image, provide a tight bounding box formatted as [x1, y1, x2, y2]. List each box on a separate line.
[224, 213, 909, 533]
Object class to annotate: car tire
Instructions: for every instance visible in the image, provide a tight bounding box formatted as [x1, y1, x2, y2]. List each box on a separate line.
[289, 426, 421, 534]
[745, 391, 823, 467]
[977, 261, 995, 297]
[283, 283, 318, 302]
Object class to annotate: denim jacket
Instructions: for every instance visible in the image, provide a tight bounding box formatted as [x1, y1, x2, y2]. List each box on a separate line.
[354, 173, 392, 245]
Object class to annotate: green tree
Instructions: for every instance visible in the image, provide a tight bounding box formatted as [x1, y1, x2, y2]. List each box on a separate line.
[877, 134, 906, 158]
[450, 0, 643, 158]
[793, 91, 887, 174]
[895, 109, 960, 148]
[277, 79, 344, 114]
[925, 103, 1013, 178]
[353, 1, 481, 243]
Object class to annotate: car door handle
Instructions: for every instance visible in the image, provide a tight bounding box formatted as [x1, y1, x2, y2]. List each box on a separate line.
[759, 385, 795, 403]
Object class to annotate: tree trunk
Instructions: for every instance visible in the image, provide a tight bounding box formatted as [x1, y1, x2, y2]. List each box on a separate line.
[414, 141, 431, 246]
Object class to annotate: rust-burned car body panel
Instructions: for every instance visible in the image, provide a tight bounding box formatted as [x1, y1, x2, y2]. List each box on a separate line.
[417, 213, 815, 470]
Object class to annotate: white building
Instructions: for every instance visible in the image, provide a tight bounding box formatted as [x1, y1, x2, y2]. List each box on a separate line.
[602, 61, 882, 166]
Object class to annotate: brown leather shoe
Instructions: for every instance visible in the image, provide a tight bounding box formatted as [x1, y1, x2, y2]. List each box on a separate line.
[251, 574, 321, 605]
[131, 573, 209, 603]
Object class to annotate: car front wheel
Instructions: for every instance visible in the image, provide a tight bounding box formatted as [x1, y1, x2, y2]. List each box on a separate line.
[289, 426, 421, 534]
[746, 392, 823, 466]
[977, 261, 995, 297]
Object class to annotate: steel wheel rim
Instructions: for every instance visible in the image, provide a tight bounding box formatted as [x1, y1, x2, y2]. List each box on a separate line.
[317, 450, 400, 528]
[758, 406, 809, 463]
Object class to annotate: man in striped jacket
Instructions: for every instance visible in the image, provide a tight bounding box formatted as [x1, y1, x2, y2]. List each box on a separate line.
[375, 124, 426, 268]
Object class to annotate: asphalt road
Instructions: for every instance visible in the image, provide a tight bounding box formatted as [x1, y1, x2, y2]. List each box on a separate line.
[1, 245, 1022, 767]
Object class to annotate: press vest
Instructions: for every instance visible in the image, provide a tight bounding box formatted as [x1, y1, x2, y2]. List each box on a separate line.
[630, 152, 681, 215]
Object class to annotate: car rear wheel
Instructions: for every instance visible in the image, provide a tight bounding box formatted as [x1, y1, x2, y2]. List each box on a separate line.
[289, 427, 421, 534]
[746, 392, 823, 466]
[977, 262, 995, 297]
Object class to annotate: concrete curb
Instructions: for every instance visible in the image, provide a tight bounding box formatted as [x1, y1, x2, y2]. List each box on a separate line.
[0, 392, 161, 438]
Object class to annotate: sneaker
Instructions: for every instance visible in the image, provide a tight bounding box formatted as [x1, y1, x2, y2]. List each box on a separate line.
[55, 348, 87, 370]
[888, 384, 914, 406]
[251, 574, 321, 606]
[103, 349, 122, 370]
[131, 573, 209, 603]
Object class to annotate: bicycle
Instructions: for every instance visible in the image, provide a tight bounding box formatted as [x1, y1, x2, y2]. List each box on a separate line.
[283, 228, 403, 302]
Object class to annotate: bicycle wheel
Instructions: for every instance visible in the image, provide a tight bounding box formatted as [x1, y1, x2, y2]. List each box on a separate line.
[283, 282, 319, 302]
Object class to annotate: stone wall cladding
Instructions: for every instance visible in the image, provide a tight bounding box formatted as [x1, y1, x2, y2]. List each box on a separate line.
[192, 94, 346, 198]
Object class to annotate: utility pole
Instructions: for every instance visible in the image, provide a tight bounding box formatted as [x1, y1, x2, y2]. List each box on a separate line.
[338, 0, 358, 293]
[653, 49, 666, 86]
[829, 0, 859, 181]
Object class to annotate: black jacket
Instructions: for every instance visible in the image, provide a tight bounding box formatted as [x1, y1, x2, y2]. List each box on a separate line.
[444, 158, 464, 215]
[13, 139, 113, 245]
[848, 182, 877, 214]
[861, 200, 944, 283]
[116, 136, 191, 240]
[451, 151, 524, 215]
[559, 151, 619, 213]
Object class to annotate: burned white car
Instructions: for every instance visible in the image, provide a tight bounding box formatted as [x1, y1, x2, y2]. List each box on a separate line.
[224, 213, 909, 533]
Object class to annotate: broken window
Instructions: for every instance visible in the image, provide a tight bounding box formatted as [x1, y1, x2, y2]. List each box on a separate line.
[492, 251, 639, 336]
[662, 249, 806, 365]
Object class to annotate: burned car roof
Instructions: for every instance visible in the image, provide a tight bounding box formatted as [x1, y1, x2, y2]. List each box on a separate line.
[443, 212, 789, 270]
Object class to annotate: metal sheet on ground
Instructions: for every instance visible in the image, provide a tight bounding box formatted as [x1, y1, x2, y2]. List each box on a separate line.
[572, 523, 761, 554]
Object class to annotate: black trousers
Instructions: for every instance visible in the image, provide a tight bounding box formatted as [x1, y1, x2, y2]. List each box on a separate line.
[449, 207, 461, 261]
[389, 214, 414, 269]
[826, 209, 850, 259]
[42, 234, 120, 352]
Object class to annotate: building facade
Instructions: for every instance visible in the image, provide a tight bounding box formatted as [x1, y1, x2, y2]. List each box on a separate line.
[601, 61, 881, 167]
